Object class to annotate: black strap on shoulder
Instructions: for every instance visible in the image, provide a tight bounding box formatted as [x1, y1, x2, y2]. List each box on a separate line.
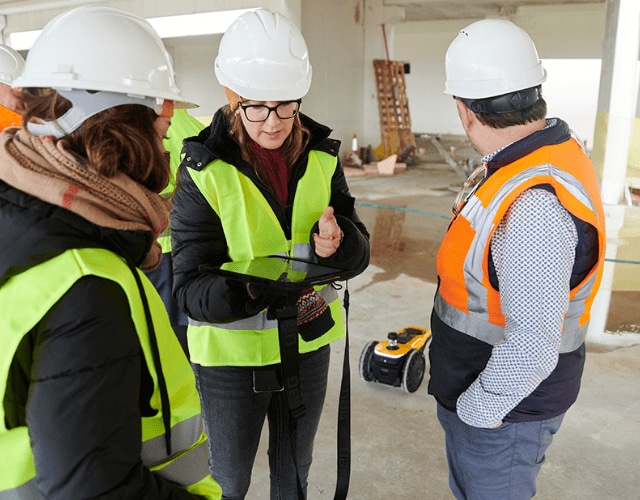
[127, 260, 172, 456]
[333, 285, 351, 500]
[274, 299, 307, 499]
[273, 284, 351, 500]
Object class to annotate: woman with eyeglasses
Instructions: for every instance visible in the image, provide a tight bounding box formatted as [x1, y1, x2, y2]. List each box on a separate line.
[170, 8, 370, 499]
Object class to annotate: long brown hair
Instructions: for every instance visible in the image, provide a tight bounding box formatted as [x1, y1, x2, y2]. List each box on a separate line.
[19, 89, 168, 192]
[225, 105, 310, 173]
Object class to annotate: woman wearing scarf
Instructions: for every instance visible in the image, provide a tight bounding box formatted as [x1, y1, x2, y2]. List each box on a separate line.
[0, 6, 221, 499]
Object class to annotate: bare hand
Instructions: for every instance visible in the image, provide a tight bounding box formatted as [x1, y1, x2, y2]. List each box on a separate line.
[312, 206, 342, 258]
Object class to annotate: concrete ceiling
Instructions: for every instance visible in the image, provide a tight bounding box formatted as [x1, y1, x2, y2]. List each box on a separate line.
[388, 0, 605, 21]
[0, 0, 607, 20]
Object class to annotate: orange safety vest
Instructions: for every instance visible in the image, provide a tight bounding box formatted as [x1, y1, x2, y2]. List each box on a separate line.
[0, 106, 22, 131]
[434, 136, 606, 353]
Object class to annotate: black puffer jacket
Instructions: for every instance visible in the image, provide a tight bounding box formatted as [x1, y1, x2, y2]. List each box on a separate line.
[171, 109, 370, 324]
[0, 180, 196, 498]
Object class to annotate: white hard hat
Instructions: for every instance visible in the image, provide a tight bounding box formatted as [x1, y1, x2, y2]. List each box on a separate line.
[444, 19, 547, 99]
[13, 5, 195, 138]
[0, 44, 25, 85]
[214, 9, 312, 101]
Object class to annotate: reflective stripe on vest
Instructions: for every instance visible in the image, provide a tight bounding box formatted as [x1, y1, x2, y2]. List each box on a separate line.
[0, 478, 41, 499]
[435, 138, 606, 353]
[0, 249, 220, 499]
[185, 150, 345, 367]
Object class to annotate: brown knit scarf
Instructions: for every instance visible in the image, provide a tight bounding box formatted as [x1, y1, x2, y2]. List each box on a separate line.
[0, 128, 171, 270]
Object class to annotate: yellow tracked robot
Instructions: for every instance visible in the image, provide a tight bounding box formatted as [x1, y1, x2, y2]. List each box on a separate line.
[358, 326, 432, 393]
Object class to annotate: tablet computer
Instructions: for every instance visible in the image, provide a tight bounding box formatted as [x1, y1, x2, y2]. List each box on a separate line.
[199, 255, 347, 290]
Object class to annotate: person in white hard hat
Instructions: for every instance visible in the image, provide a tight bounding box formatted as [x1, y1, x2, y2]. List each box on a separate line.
[0, 5, 222, 498]
[428, 19, 606, 499]
[170, 8, 370, 499]
[0, 44, 25, 130]
[144, 109, 206, 359]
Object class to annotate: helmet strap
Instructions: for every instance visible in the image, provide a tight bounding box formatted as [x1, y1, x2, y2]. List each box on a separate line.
[460, 86, 541, 115]
[27, 89, 162, 138]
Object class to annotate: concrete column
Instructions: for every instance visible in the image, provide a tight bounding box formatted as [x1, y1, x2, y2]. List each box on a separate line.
[588, 0, 640, 339]
[592, 0, 639, 203]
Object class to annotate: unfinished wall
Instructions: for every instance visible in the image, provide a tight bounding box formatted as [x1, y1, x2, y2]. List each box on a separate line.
[394, 4, 607, 141]
[0, 1, 607, 155]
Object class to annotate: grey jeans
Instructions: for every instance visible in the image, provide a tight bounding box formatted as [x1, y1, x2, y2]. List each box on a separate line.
[194, 345, 330, 500]
[437, 404, 565, 500]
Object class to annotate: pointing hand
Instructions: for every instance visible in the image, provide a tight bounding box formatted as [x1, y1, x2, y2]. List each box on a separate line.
[313, 206, 342, 258]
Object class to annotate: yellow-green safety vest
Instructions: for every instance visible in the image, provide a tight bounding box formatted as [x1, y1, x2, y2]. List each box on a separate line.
[0, 248, 221, 499]
[186, 150, 345, 367]
[158, 109, 207, 254]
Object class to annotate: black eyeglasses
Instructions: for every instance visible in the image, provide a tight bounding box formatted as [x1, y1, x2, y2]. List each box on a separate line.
[238, 100, 301, 122]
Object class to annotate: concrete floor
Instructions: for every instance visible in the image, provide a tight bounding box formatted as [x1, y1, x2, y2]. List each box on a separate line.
[244, 149, 640, 499]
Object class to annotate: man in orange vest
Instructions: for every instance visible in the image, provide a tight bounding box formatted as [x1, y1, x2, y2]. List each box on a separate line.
[0, 44, 24, 130]
[428, 19, 606, 500]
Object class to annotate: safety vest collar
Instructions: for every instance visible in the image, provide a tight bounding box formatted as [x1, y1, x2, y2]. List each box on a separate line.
[486, 118, 571, 172]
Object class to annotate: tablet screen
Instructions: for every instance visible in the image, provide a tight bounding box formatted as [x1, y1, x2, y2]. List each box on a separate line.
[200, 255, 346, 289]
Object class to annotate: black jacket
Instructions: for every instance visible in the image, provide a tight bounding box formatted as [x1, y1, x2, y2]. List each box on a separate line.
[170, 109, 370, 324]
[0, 178, 196, 499]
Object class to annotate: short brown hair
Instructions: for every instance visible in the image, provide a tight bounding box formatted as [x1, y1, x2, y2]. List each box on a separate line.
[19, 89, 168, 192]
[475, 96, 547, 129]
